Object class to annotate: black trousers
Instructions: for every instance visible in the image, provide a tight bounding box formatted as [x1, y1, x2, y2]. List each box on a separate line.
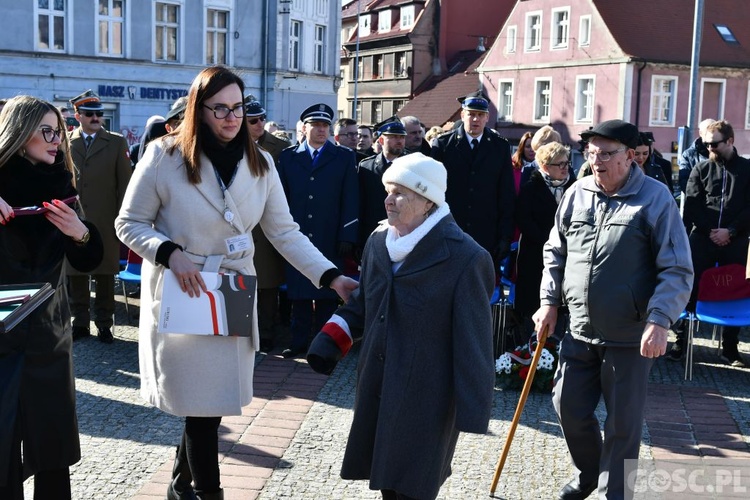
[68, 274, 115, 329]
[381, 490, 420, 500]
[0, 418, 71, 500]
[174, 416, 222, 494]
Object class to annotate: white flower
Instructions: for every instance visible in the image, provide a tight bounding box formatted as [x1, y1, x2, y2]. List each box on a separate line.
[495, 354, 512, 374]
[538, 348, 556, 371]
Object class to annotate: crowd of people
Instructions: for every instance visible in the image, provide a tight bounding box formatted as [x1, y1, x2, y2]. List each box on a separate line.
[0, 63, 748, 500]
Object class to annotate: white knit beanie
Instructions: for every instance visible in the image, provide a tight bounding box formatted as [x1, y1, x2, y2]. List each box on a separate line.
[381, 153, 447, 206]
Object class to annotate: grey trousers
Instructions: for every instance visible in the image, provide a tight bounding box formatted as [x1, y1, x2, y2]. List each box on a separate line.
[552, 335, 653, 500]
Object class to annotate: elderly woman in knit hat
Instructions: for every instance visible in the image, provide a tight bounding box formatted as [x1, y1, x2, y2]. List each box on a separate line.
[307, 153, 496, 500]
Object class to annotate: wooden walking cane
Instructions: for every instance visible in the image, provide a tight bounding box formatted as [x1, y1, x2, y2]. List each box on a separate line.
[489, 325, 550, 496]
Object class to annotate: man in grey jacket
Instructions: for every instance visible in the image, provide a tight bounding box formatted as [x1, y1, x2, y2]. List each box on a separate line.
[534, 120, 694, 500]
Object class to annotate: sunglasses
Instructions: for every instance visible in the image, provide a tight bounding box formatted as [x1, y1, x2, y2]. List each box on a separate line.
[83, 111, 104, 118]
[247, 115, 266, 125]
[705, 138, 727, 148]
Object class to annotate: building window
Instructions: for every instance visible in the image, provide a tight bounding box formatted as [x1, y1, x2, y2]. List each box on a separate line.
[650, 76, 678, 126]
[206, 9, 228, 65]
[395, 51, 407, 77]
[579, 15, 591, 46]
[314, 0, 328, 16]
[37, 0, 66, 51]
[551, 8, 569, 49]
[699, 78, 726, 121]
[97, 0, 124, 56]
[575, 76, 595, 123]
[372, 54, 383, 79]
[378, 10, 391, 32]
[498, 80, 513, 121]
[534, 78, 552, 122]
[355, 101, 362, 122]
[358, 14, 371, 37]
[745, 82, 750, 129]
[289, 20, 301, 71]
[400, 5, 414, 28]
[715, 24, 738, 44]
[525, 11, 542, 52]
[155, 2, 179, 61]
[371, 100, 382, 124]
[393, 100, 405, 114]
[314, 25, 325, 73]
[506, 25, 517, 53]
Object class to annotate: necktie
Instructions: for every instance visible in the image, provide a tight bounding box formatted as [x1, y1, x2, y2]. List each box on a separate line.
[85, 135, 93, 150]
[313, 149, 319, 160]
[471, 138, 479, 161]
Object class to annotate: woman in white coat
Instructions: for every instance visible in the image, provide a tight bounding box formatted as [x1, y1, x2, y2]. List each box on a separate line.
[115, 66, 356, 500]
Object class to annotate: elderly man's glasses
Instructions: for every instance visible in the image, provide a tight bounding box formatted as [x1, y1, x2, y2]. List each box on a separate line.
[705, 138, 728, 149]
[547, 161, 572, 168]
[247, 115, 266, 125]
[203, 104, 245, 120]
[83, 111, 104, 118]
[584, 148, 626, 162]
[340, 132, 358, 138]
[39, 126, 63, 143]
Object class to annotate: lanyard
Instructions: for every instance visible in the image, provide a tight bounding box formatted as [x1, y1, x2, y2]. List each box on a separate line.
[212, 164, 240, 232]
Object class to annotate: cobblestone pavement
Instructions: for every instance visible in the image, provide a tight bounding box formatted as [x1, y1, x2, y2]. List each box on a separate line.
[23, 294, 750, 498]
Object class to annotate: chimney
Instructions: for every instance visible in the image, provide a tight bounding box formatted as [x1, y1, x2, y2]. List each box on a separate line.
[476, 36, 486, 52]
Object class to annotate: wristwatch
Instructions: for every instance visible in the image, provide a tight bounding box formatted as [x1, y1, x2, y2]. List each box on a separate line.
[727, 227, 737, 239]
[73, 229, 90, 245]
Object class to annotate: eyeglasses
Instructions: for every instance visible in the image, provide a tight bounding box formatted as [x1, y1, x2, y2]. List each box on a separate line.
[247, 115, 266, 125]
[203, 104, 244, 120]
[584, 147, 626, 162]
[705, 138, 728, 149]
[39, 126, 63, 143]
[340, 132, 358, 139]
[83, 111, 104, 118]
[547, 161, 571, 169]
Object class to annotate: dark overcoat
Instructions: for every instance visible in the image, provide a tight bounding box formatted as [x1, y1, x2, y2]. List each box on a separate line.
[277, 140, 358, 299]
[336, 215, 495, 499]
[0, 155, 103, 481]
[514, 170, 576, 317]
[253, 132, 291, 288]
[68, 126, 131, 275]
[430, 126, 515, 261]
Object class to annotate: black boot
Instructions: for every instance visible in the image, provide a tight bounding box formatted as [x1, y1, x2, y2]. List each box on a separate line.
[195, 489, 224, 500]
[167, 444, 197, 500]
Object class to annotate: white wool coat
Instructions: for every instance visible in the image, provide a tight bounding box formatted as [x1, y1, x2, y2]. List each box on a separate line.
[115, 141, 333, 416]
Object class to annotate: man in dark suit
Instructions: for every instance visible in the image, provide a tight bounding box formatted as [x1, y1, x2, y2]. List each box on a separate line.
[357, 117, 406, 251]
[430, 96, 515, 268]
[68, 90, 132, 343]
[277, 104, 359, 358]
[245, 96, 291, 352]
[335, 118, 368, 163]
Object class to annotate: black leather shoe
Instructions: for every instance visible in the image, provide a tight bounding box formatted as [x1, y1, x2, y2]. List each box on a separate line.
[559, 479, 597, 500]
[259, 339, 275, 353]
[282, 347, 305, 359]
[72, 326, 90, 341]
[98, 327, 114, 344]
[167, 480, 198, 500]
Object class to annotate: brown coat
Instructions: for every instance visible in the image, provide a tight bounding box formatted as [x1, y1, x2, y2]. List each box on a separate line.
[68, 127, 132, 275]
[252, 132, 291, 288]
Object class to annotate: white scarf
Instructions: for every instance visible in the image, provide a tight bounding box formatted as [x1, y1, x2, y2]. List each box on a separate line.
[385, 204, 451, 264]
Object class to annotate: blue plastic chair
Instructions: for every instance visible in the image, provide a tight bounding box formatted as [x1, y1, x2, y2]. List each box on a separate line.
[117, 260, 142, 323]
[693, 297, 750, 373]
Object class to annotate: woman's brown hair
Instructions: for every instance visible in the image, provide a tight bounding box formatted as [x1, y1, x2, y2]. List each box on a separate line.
[168, 65, 269, 184]
[511, 132, 533, 171]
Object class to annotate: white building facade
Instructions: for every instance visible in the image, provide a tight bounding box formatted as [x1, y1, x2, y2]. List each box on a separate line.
[0, 0, 341, 145]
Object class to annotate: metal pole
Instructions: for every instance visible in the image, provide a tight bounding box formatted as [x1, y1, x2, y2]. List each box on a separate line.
[686, 0, 705, 142]
[353, 0, 360, 119]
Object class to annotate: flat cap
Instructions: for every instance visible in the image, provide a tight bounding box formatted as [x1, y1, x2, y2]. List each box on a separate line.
[580, 119, 639, 150]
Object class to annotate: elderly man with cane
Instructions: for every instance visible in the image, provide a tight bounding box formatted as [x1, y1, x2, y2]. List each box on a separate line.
[533, 120, 693, 499]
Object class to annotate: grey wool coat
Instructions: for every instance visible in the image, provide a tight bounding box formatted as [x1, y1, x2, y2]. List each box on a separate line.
[115, 140, 334, 417]
[336, 214, 496, 499]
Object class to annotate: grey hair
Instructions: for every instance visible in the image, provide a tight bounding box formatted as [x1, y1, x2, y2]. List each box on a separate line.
[400, 115, 421, 127]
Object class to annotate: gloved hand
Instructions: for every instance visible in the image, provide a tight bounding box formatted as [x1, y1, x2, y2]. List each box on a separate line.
[338, 241, 355, 259]
[306, 332, 344, 375]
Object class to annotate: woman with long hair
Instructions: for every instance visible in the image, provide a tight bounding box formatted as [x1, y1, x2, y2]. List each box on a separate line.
[115, 66, 357, 500]
[511, 131, 535, 193]
[0, 96, 103, 499]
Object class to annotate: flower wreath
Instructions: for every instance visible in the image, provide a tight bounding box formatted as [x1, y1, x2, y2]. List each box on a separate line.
[495, 336, 560, 392]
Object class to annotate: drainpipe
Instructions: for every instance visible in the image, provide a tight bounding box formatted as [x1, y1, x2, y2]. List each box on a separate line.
[634, 60, 647, 128]
[262, 0, 269, 104]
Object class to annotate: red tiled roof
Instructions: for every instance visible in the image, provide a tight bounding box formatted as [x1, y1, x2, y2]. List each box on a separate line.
[595, 0, 750, 67]
[397, 50, 486, 127]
